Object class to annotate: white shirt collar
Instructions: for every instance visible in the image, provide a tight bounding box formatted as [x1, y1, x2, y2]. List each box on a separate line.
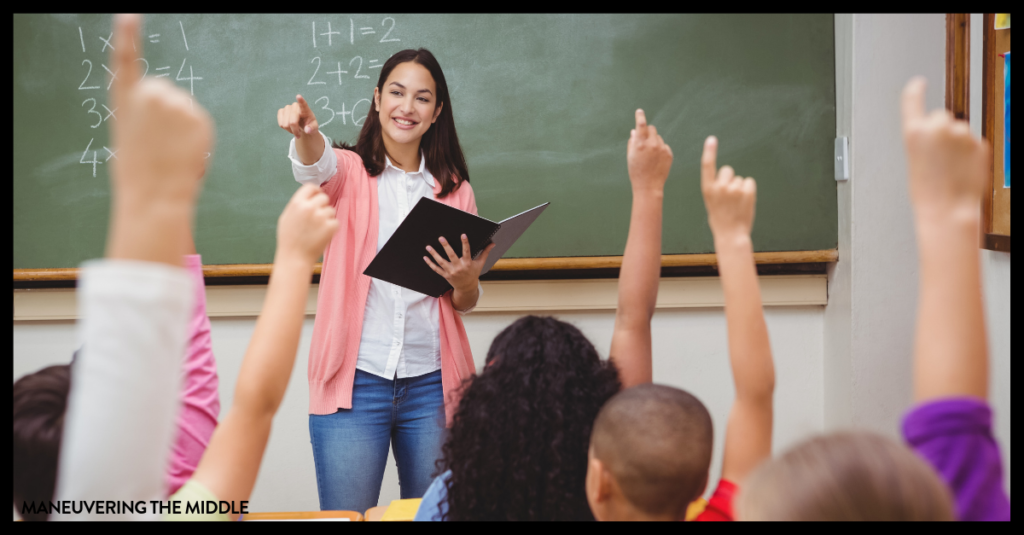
[384, 152, 435, 188]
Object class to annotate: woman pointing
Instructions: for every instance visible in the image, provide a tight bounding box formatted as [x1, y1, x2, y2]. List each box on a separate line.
[277, 48, 492, 512]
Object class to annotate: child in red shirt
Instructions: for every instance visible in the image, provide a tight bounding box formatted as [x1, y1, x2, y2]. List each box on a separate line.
[585, 136, 774, 522]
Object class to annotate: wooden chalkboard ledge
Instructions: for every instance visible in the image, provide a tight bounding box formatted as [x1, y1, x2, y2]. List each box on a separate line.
[14, 274, 827, 321]
[13, 249, 838, 285]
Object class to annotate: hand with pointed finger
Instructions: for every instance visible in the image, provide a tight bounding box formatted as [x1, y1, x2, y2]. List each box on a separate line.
[423, 234, 496, 293]
[276, 184, 339, 265]
[277, 94, 320, 140]
[900, 77, 990, 221]
[110, 13, 213, 207]
[700, 136, 757, 239]
[627, 109, 674, 192]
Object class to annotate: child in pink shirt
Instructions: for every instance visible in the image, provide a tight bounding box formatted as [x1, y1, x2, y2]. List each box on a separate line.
[166, 253, 221, 495]
[12, 254, 220, 518]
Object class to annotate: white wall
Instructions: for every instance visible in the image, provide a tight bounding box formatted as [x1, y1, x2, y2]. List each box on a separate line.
[824, 14, 946, 436]
[13, 305, 825, 512]
[825, 13, 1011, 494]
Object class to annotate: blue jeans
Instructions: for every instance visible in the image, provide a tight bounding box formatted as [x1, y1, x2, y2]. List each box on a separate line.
[308, 369, 447, 512]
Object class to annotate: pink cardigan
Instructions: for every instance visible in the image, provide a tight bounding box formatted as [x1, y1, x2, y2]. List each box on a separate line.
[308, 148, 477, 426]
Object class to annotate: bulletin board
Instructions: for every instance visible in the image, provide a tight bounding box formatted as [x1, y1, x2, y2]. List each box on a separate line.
[982, 13, 1011, 251]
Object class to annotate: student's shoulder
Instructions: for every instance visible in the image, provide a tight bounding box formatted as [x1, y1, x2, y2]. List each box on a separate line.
[413, 470, 451, 521]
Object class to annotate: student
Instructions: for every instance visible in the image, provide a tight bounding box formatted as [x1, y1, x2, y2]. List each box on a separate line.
[52, 14, 339, 520]
[12, 236, 219, 520]
[737, 78, 1010, 521]
[277, 48, 493, 512]
[167, 182, 338, 520]
[585, 135, 776, 521]
[414, 109, 672, 521]
[52, 13, 215, 519]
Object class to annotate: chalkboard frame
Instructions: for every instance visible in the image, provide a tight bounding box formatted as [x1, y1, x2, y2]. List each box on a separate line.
[12, 249, 838, 287]
[14, 14, 841, 285]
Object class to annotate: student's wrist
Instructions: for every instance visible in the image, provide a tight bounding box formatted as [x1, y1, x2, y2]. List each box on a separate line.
[107, 202, 193, 264]
[713, 231, 753, 252]
[273, 247, 318, 272]
[712, 231, 753, 259]
[914, 210, 980, 256]
[913, 203, 980, 234]
[630, 180, 665, 197]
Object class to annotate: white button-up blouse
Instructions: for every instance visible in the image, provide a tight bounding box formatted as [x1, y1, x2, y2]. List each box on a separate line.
[289, 133, 479, 380]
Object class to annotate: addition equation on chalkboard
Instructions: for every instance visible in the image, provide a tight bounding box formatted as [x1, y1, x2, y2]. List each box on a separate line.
[306, 16, 403, 131]
[71, 16, 405, 178]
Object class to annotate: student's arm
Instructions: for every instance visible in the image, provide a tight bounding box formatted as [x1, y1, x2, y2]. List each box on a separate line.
[189, 184, 338, 516]
[900, 78, 989, 403]
[166, 251, 221, 496]
[700, 137, 775, 485]
[899, 78, 1010, 522]
[608, 109, 672, 388]
[55, 13, 212, 517]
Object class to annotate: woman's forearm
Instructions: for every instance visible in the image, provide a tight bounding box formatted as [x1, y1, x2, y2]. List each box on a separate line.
[295, 130, 326, 166]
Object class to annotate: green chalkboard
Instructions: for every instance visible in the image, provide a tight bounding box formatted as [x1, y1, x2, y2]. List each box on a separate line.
[14, 14, 836, 270]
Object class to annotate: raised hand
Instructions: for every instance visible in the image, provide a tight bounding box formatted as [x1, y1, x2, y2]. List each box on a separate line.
[424, 234, 496, 294]
[110, 13, 213, 207]
[276, 184, 339, 265]
[701, 136, 756, 239]
[627, 109, 673, 192]
[901, 77, 990, 221]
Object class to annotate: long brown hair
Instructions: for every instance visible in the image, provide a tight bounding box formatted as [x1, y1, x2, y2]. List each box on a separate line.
[333, 48, 469, 198]
[738, 432, 954, 521]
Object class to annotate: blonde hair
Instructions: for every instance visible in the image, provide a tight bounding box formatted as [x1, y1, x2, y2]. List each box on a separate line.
[738, 432, 954, 521]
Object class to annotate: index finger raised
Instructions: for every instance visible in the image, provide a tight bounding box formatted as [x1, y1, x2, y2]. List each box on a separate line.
[111, 14, 142, 113]
[635, 109, 648, 139]
[296, 94, 313, 114]
[701, 136, 718, 188]
[901, 77, 927, 131]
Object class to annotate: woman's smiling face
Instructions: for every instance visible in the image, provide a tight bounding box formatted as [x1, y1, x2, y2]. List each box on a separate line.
[374, 61, 442, 148]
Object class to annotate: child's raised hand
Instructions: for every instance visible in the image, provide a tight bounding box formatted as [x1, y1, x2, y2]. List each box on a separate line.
[627, 109, 673, 191]
[276, 184, 339, 265]
[110, 14, 213, 205]
[277, 95, 320, 139]
[901, 77, 989, 220]
[701, 136, 757, 239]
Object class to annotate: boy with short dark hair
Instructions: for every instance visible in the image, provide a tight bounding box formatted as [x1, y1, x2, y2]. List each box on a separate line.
[586, 136, 776, 521]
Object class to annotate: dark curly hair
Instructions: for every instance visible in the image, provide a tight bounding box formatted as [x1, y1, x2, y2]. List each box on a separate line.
[438, 316, 622, 521]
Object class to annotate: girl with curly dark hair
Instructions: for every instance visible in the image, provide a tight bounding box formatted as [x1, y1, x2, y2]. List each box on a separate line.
[414, 109, 675, 520]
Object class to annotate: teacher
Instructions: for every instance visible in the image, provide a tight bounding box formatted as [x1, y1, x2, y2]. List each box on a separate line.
[276, 48, 493, 512]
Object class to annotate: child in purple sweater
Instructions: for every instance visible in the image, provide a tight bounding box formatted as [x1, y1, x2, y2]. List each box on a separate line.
[897, 77, 1010, 521]
[736, 77, 1009, 521]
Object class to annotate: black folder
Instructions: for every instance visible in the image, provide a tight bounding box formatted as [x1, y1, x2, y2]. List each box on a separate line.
[363, 198, 549, 297]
